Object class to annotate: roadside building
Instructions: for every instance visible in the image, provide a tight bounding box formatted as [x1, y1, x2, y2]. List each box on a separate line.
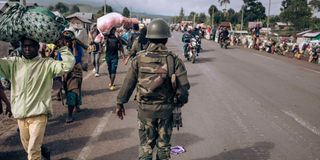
[303, 32, 320, 41]
[66, 12, 93, 32]
[274, 22, 293, 30]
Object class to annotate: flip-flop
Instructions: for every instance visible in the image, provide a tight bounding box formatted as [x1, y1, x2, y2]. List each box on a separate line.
[170, 145, 186, 155]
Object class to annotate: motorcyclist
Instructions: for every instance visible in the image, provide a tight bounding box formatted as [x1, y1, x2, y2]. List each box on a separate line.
[192, 26, 202, 54]
[182, 26, 194, 58]
[219, 27, 229, 43]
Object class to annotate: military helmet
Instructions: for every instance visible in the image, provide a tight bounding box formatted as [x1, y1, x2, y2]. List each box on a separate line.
[146, 18, 171, 39]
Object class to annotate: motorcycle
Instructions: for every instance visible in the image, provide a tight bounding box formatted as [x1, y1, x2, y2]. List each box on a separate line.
[220, 37, 230, 49]
[186, 38, 197, 63]
[194, 35, 201, 53]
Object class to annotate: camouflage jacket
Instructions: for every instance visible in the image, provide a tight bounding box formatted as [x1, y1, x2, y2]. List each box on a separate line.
[117, 43, 190, 118]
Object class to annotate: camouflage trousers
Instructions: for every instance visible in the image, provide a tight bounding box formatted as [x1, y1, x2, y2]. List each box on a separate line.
[138, 116, 173, 160]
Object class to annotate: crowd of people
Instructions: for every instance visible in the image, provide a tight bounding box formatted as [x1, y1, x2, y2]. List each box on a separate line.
[0, 4, 190, 159]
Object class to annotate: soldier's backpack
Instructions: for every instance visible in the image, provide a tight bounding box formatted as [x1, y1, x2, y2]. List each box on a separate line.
[136, 51, 176, 104]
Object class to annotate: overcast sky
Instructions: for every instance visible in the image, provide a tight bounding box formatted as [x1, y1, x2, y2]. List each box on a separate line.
[101, 0, 283, 16]
[27, 0, 319, 17]
[27, 0, 283, 16]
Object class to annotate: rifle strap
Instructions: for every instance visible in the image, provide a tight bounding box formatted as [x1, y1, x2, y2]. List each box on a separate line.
[166, 52, 176, 90]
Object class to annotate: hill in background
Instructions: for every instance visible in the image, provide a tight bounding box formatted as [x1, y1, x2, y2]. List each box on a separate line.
[28, 0, 171, 22]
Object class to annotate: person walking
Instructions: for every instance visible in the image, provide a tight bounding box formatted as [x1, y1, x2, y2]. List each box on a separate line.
[0, 36, 75, 160]
[124, 24, 141, 65]
[116, 18, 190, 160]
[88, 24, 102, 77]
[104, 27, 125, 91]
[62, 30, 84, 123]
[0, 82, 11, 117]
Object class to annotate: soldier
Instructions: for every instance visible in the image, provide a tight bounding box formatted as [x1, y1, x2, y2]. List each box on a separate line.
[116, 18, 190, 160]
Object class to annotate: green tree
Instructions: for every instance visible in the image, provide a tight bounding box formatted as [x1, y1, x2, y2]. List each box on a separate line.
[208, 5, 218, 25]
[214, 11, 224, 24]
[218, 0, 230, 13]
[48, 5, 54, 11]
[171, 16, 179, 23]
[122, 7, 130, 17]
[55, 2, 69, 14]
[198, 13, 207, 23]
[70, 5, 80, 14]
[95, 4, 113, 20]
[188, 11, 196, 21]
[179, 7, 185, 22]
[280, 0, 312, 31]
[310, 17, 320, 30]
[243, 0, 266, 22]
[227, 8, 240, 25]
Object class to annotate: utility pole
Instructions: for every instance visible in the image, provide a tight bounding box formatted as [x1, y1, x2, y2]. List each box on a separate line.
[267, 0, 271, 38]
[129, 7, 131, 18]
[193, 14, 196, 27]
[104, 0, 106, 15]
[211, 8, 215, 27]
[241, 5, 244, 31]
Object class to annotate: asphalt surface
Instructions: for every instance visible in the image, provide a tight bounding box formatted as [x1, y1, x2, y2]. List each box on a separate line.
[1, 31, 320, 160]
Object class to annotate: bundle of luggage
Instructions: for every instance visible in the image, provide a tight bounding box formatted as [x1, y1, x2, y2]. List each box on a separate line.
[0, 3, 68, 43]
[94, 12, 139, 43]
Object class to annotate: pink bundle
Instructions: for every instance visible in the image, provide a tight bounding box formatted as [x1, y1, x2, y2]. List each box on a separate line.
[97, 12, 125, 35]
[95, 12, 141, 43]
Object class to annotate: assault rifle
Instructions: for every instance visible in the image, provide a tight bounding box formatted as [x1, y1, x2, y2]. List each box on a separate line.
[171, 74, 183, 130]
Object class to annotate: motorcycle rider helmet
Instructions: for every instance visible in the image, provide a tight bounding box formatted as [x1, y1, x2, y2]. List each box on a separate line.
[146, 18, 171, 39]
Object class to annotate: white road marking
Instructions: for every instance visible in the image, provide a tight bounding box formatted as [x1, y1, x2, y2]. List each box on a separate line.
[302, 67, 320, 74]
[77, 62, 110, 160]
[282, 110, 320, 136]
[77, 111, 113, 160]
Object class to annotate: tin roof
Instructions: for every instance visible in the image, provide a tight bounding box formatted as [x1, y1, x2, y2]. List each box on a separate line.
[303, 32, 320, 38]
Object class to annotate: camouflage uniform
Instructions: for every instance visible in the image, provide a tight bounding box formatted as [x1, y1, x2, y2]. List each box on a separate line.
[117, 42, 190, 159]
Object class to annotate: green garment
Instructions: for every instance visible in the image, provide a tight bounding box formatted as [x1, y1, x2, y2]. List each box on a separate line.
[117, 43, 190, 118]
[0, 46, 75, 118]
[138, 117, 173, 160]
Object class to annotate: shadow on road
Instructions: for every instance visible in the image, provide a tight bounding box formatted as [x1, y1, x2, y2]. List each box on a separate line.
[200, 49, 215, 53]
[47, 128, 135, 157]
[0, 149, 26, 160]
[46, 107, 114, 136]
[171, 132, 204, 147]
[190, 82, 199, 87]
[92, 145, 138, 160]
[82, 88, 111, 96]
[196, 57, 215, 64]
[193, 141, 274, 160]
[188, 73, 202, 78]
[1, 131, 20, 147]
[91, 132, 204, 160]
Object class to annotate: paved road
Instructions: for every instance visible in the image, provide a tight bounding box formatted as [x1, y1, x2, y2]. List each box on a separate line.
[1, 31, 320, 160]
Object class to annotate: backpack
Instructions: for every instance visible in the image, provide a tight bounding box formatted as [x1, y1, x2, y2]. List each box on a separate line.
[136, 51, 176, 104]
